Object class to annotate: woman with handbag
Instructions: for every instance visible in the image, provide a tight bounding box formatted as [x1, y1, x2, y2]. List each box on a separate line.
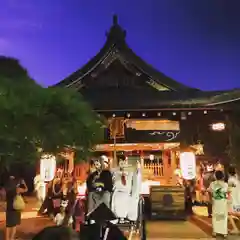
[5, 175, 28, 240]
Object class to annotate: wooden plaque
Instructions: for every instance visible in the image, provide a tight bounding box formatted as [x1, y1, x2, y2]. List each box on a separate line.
[109, 117, 125, 139]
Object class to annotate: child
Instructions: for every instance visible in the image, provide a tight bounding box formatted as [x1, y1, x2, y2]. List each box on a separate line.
[54, 200, 73, 227]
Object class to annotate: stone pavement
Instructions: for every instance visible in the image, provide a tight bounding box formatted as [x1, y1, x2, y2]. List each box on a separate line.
[0, 217, 54, 240]
[191, 206, 240, 240]
[0, 218, 239, 239]
[0, 199, 239, 239]
[147, 220, 209, 239]
[0, 196, 40, 222]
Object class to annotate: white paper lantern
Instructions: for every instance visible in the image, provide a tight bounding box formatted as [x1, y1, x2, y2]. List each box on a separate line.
[40, 154, 56, 182]
[180, 152, 196, 180]
[149, 154, 154, 161]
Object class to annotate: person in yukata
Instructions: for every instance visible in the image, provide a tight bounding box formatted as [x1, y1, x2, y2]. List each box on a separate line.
[86, 156, 113, 216]
[184, 180, 193, 215]
[195, 169, 204, 205]
[111, 156, 141, 223]
[203, 164, 216, 218]
[227, 166, 240, 234]
[174, 164, 183, 186]
[208, 170, 228, 239]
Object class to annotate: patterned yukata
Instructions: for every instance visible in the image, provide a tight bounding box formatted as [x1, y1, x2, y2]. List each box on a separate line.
[209, 180, 228, 236]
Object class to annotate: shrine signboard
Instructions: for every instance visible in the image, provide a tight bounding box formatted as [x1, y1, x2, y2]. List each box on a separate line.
[150, 186, 186, 220]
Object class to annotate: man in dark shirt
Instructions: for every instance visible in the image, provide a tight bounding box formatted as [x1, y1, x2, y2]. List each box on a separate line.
[86, 156, 113, 216]
[5, 176, 28, 240]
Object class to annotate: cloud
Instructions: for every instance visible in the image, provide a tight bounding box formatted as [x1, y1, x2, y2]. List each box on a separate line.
[1, 19, 42, 30]
[3, 0, 35, 10]
[0, 38, 11, 51]
[0, 17, 43, 35]
[1, 1, 43, 32]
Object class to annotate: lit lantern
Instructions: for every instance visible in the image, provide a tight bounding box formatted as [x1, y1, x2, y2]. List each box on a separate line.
[40, 154, 56, 182]
[211, 122, 225, 131]
[215, 162, 224, 171]
[149, 154, 154, 161]
[180, 152, 196, 180]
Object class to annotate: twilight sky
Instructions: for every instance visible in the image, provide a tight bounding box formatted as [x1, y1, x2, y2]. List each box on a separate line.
[1, 0, 240, 90]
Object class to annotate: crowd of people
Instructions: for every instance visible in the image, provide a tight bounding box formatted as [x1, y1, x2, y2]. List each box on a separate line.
[36, 172, 85, 231]
[1, 155, 136, 240]
[193, 164, 240, 238]
[0, 171, 86, 240]
[174, 162, 240, 238]
[2, 158, 240, 240]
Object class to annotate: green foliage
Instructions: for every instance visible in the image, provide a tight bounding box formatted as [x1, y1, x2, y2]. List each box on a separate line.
[0, 56, 104, 166]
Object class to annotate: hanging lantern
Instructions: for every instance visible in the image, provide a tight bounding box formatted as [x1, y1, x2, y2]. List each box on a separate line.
[180, 112, 186, 120]
[149, 154, 154, 161]
[180, 152, 196, 180]
[40, 154, 56, 182]
[215, 162, 224, 171]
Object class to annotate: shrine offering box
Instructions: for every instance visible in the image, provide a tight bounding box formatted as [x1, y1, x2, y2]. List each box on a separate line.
[150, 186, 186, 220]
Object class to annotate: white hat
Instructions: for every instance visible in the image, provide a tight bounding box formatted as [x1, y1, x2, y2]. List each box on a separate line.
[100, 155, 109, 165]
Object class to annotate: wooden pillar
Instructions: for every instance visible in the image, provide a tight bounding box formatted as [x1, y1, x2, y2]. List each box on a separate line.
[170, 150, 177, 185]
[163, 150, 170, 184]
[109, 151, 115, 168]
[140, 150, 144, 173]
[68, 151, 74, 173]
[171, 150, 177, 170]
[179, 119, 189, 150]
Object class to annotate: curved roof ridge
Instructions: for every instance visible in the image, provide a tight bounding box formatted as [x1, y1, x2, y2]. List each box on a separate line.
[54, 15, 196, 91]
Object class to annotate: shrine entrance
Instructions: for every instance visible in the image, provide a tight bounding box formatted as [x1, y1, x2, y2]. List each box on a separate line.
[94, 142, 180, 186]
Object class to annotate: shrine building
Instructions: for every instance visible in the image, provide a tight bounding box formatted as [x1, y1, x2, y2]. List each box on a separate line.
[54, 15, 240, 185]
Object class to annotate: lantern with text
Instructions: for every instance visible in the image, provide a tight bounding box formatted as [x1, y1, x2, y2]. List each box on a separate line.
[180, 152, 196, 180]
[40, 154, 56, 182]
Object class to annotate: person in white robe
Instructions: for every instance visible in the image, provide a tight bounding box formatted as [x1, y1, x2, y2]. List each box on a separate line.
[208, 170, 228, 238]
[34, 174, 46, 207]
[228, 166, 240, 234]
[111, 156, 141, 222]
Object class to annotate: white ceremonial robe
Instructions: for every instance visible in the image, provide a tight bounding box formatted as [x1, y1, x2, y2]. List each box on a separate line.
[112, 168, 141, 221]
[228, 176, 240, 213]
[112, 169, 133, 219]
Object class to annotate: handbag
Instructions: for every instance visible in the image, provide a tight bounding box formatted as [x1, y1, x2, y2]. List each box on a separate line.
[13, 194, 25, 211]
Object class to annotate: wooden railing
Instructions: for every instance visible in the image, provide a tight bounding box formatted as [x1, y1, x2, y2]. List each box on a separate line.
[143, 163, 164, 177]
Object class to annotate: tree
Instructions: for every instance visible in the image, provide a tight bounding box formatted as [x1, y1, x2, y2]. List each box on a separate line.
[0, 56, 104, 168]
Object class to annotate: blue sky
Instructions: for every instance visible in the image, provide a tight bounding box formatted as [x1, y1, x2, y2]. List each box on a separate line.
[1, 0, 240, 90]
